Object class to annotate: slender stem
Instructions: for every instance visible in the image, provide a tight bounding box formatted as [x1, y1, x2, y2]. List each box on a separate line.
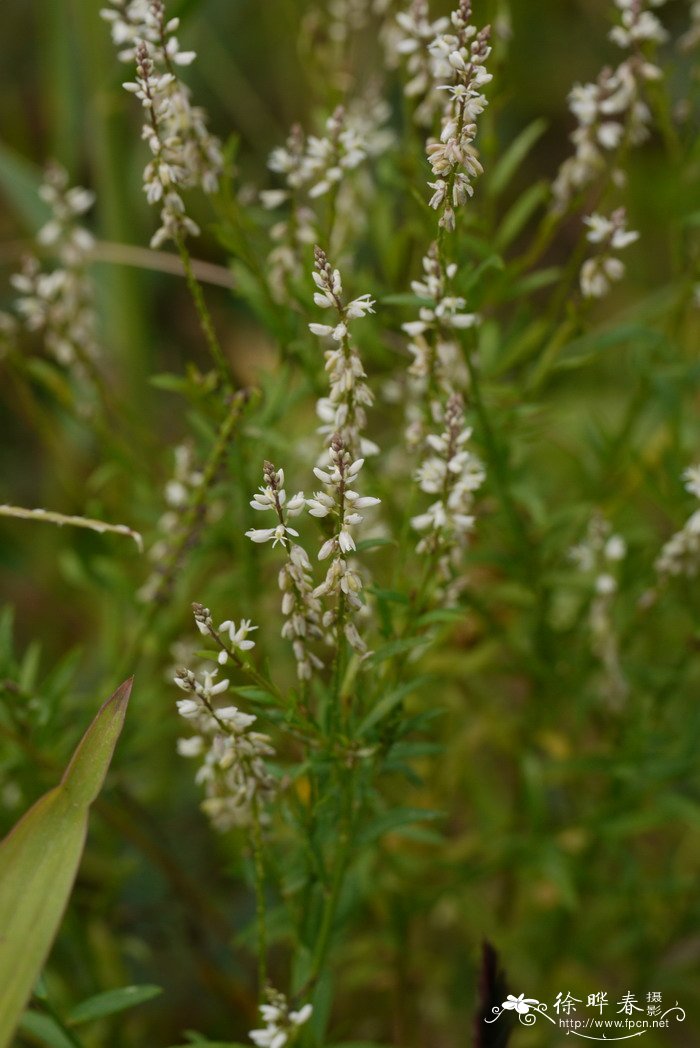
[300, 777, 353, 998]
[116, 390, 250, 676]
[175, 233, 234, 389]
[463, 347, 530, 560]
[250, 801, 268, 997]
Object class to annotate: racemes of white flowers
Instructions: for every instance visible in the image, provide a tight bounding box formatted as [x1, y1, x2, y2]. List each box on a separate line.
[174, 605, 276, 832]
[580, 208, 639, 298]
[262, 98, 392, 300]
[308, 435, 380, 655]
[9, 164, 100, 373]
[403, 244, 478, 412]
[609, 0, 668, 50]
[246, 462, 324, 681]
[309, 246, 377, 458]
[264, 103, 383, 205]
[248, 988, 313, 1048]
[679, 1, 700, 51]
[653, 465, 700, 581]
[137, 442, 206, 603]
[570, 513, 628, 706]
[425, 0, 492, 231]
[552, 0, 667, 210]
[411, 392, 485, 556]
[112, 0, 222, 247]
[393, 0, 451, 126]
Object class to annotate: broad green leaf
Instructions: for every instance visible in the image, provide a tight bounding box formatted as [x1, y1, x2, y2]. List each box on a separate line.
[0, 678, 132, 1048]
[68, 984, 162, 1025]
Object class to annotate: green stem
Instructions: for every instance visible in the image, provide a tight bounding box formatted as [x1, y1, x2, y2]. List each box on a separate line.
[463, 347, 530, 560]
[175, 233, 233, 389]
[250, 801, 268, 997]
[301, 779, 353, 997]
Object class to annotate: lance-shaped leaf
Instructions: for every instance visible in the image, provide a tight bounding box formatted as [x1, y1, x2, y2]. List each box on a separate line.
[0, 678, 133, 1048]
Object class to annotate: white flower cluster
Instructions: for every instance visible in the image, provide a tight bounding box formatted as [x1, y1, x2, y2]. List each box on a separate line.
[9, 164, 100, 373]
[570, 513, 628, 706]
[609, 0, 668, 50]
[174, 606, 277, 832]
[309, 246, 377, 457]
[308, 436, 380, 655]
[138, 442, 206, 603]
[679, 1, 700, 51]
[654, 466, 700, 581]
[263, 99, 392, 299]
[249, 989, 313, 1048]
[411, 393, 485, 558]
[246, 462, 324, 681]
[552, 0, 666, 210]
[393, 0, 452, 126]
[580, 208, 639, 298]
[570, 513, 627, 595]
[110, 0, 222, 248]
[403, 244, 478, 395]
[425, 0, 492, 230]
[268, 105, 367, 204]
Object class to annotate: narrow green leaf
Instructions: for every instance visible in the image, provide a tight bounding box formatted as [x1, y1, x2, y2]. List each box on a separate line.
[367, 636, 431, 665]
[18, 1011, 77, 1048]
[0, 679, 133, 1048]
[68, 984, 162, 1025]
[488, 118, 548, 198]
[0, 143, 47, 233]
[358, 807, 444, 845]
[495, 181, 549, 251]
[358, 677, 432, 736]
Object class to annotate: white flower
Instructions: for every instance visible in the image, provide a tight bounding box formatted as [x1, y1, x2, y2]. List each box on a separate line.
[248, 992, 313, 1048]
[218, 619, 258, 652]
[684, 464, 700, 499]
[580, 209, 638, 299]
[412, 393, 484, 558]
[310, 247, 376, 458]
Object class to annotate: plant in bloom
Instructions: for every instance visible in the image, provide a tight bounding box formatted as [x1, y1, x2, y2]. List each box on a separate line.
[248, 989, 313, 1048]
[174, 605, 277, 831]
[246, 462, 324, 681]
[425, 0, 492, 230]
[570, 513, 628, 706]
[309, 246, 377, 457]
[552, 0, 667, 209]
[580, 208, 639, 298]
[308, 435, 380, 655]
[8, 164, 100, 380]
[112, 0, 222, 247]
[393, 0, 451, 127]
[411, 392, 485, 569]
[262, 97, 392, 298]
[402, 243, 479, 449]
[652, 465, 700, 582]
